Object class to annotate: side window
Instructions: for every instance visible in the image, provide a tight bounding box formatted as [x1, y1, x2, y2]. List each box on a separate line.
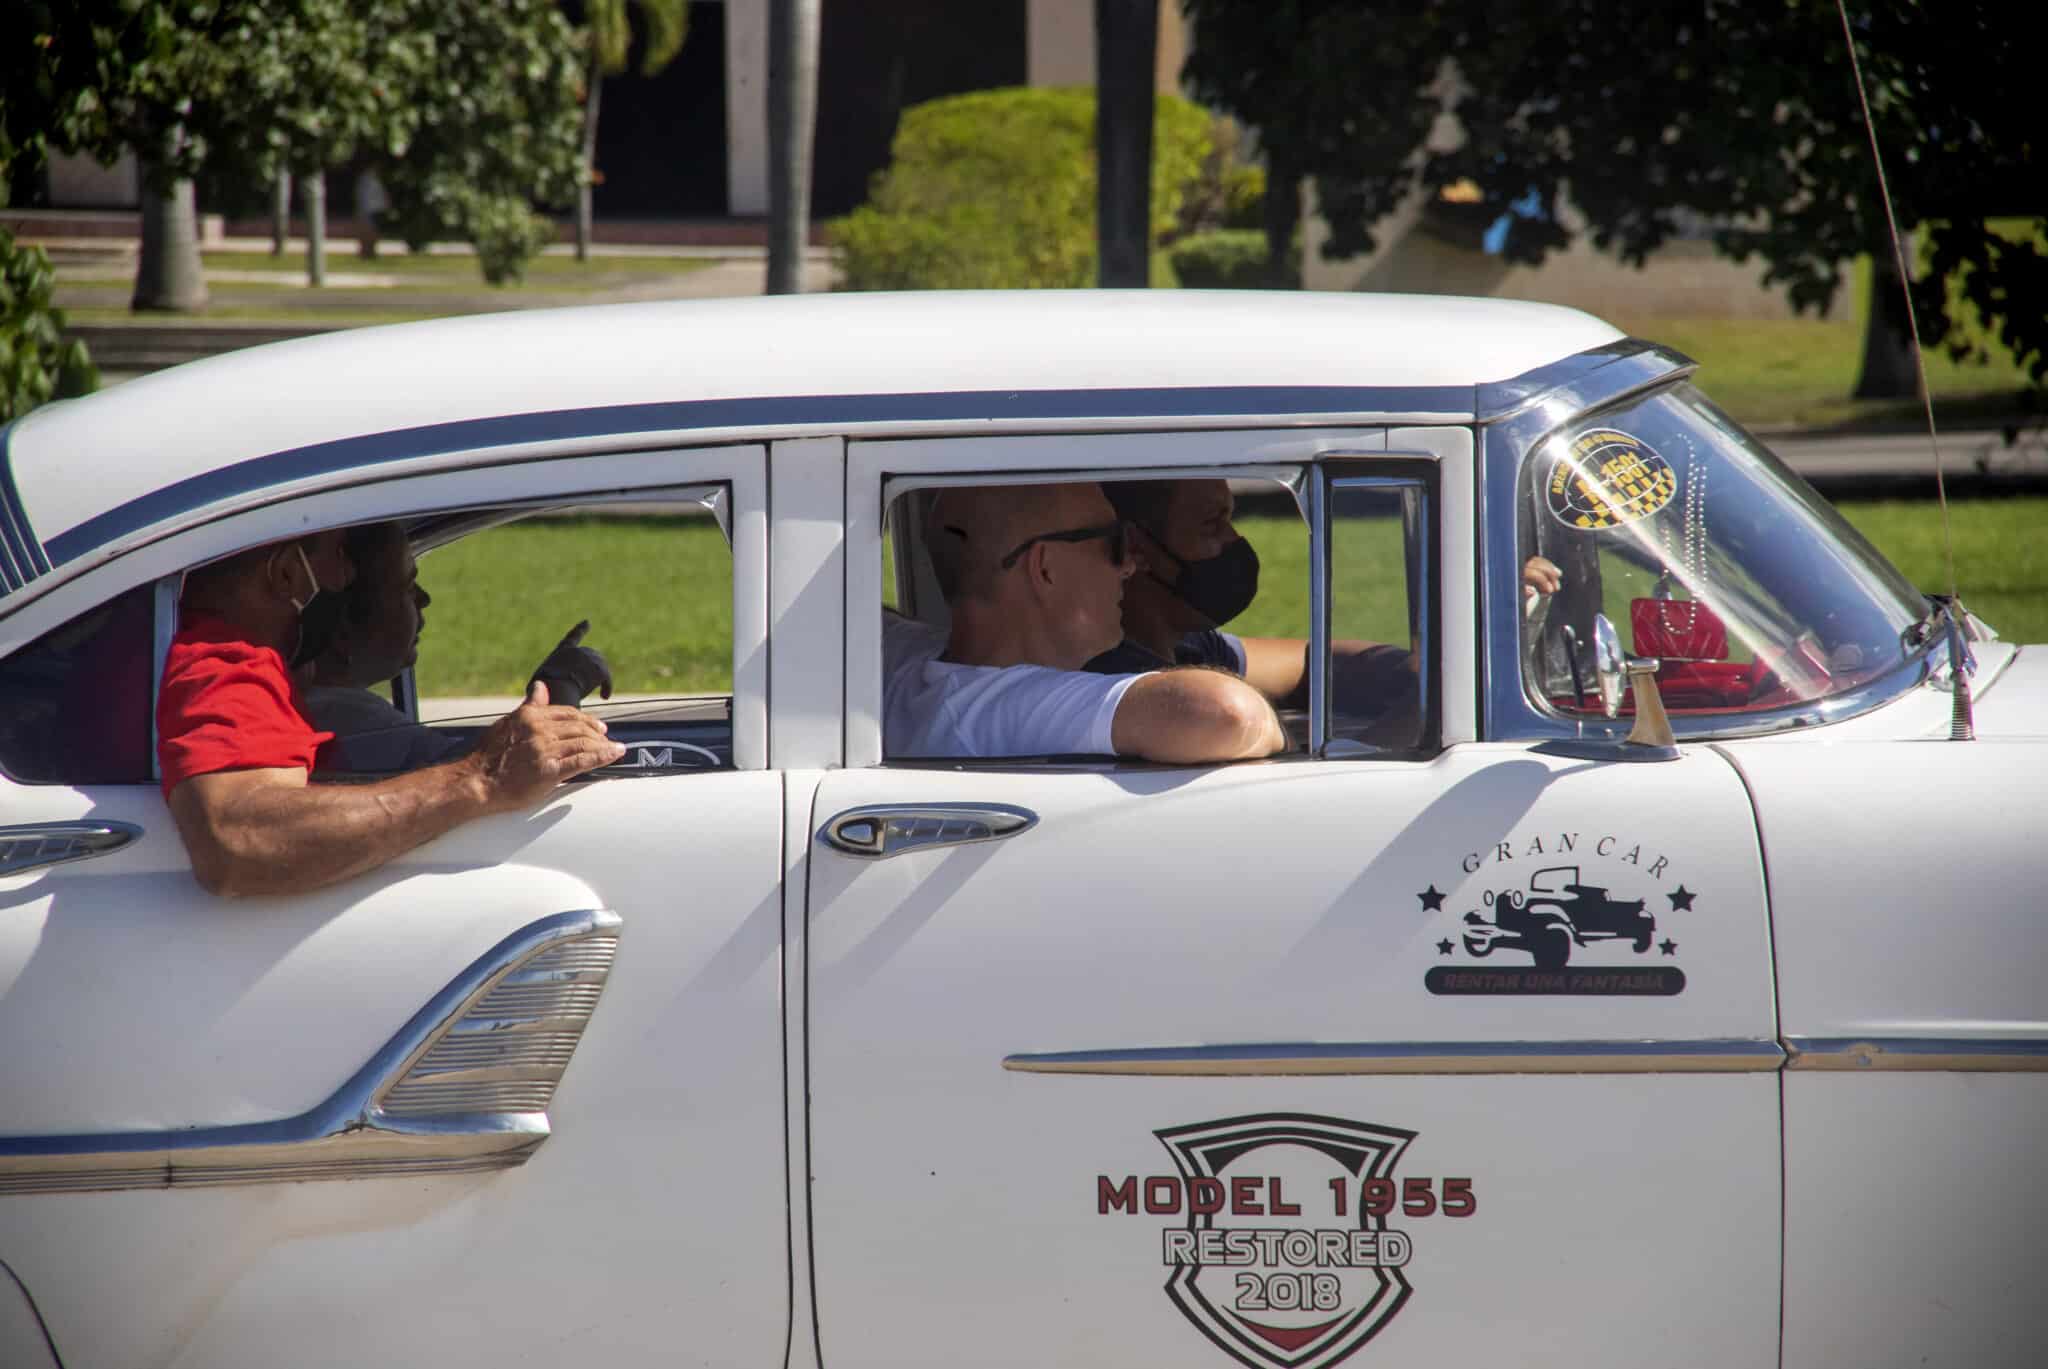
[1324, 477, 1433, 752]
[317, 495, 736, 776]
[0, 584, 155, 785]
[876, 468, 1431, 763]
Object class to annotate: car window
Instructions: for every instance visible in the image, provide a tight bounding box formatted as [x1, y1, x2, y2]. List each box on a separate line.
[0, 584, 155, 785]
[1517, 383, 1924, 721]
[879, 470, 1432, 763]
[363, 496, 737, 776]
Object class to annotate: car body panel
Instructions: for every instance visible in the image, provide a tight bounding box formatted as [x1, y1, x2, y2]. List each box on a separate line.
[805, 749, 1778, 1364]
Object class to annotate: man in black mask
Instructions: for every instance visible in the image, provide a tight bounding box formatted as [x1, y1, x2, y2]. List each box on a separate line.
[1087, 479, 1560, 718]
[1086, 479, 1410, 710]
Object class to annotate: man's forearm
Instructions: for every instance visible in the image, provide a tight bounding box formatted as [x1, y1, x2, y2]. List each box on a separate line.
[171, 759, 497, 897]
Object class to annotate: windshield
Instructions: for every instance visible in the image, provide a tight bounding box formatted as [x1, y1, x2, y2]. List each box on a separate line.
[1519, 382, 1927, 721]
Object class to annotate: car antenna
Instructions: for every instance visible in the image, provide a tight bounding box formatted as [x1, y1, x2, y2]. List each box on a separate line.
[1834, 0, 1974, 740]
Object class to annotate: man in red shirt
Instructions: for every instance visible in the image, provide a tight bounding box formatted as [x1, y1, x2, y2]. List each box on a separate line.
[158, 530, 625, 897]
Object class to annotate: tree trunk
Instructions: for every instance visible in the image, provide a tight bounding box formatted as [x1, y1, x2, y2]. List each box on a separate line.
[271, 170, 292, 256]
[1852, 241, 1923, 401]
[133, 132, 208, 313]
[766, 0, 820, 294]
[1094, 0, 1158, 288]
[578, 53, 603, 264]
[302, 171, 327, 288]
[1263, 151, 1301, 288]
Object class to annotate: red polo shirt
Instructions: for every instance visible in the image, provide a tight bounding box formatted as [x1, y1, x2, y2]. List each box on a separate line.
[156, 613, 333, 797]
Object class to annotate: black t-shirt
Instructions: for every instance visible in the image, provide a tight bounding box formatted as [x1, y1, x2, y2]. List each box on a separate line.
[1084, 630, 1243, 676]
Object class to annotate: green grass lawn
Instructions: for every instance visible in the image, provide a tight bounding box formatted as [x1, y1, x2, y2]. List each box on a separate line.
[418, 495, 2042, 698]
[1611, 247, 2042, 431]
[411, 514, 733, 696]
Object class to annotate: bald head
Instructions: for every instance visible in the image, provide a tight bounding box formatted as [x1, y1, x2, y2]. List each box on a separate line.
[925, 482, 1134, 670]
[929, 483, 1114, 602]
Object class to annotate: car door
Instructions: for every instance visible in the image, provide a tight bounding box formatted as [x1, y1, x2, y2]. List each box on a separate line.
[0, 445, 786, 1368]
[804, 430, 1781, 1369]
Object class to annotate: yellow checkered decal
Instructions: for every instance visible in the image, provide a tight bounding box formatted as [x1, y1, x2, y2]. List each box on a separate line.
[1545, 429, 1678, 530]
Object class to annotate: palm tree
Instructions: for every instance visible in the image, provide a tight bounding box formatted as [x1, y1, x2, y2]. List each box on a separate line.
[577, 0, 690, 262]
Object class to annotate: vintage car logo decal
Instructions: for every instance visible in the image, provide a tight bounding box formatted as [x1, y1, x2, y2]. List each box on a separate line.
[1545, 428, 1677, 530]
[1097, 1113, 1476, 1369]
[1421, 831, 1695, 995]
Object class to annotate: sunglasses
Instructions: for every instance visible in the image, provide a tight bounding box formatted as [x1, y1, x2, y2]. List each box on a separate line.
[944, 520, 1131, 571]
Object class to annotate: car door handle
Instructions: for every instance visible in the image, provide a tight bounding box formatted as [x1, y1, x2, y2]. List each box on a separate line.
[0, 821, 144, 876]
[818, 804, 1038, 859]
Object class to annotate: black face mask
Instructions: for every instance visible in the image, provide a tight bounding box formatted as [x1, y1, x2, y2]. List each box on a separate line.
[1149, 533, 1260, 628]
[291, 592, 347, 668]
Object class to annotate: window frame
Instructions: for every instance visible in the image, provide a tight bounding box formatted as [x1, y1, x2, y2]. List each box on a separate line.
[0, 445, 768, 787]
[848, 427, 1452, 770]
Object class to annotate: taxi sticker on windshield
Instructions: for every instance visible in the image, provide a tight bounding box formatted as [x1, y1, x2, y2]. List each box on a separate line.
[1095, 1113, 1474, 1369]
[1545, 429, 1677, 530]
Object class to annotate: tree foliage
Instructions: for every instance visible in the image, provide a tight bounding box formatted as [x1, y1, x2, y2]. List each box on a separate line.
[1182, 0, 2046, 389]
[0, 227, 97, 422]
[374, 0, 586, 284]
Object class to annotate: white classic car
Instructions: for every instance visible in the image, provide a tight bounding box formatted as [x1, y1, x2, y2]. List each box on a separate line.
[0, 292, 2041, 1369]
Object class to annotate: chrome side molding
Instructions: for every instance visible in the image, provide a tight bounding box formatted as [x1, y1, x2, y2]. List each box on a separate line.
[1784, 1036, 2048, 1072]
[0, 909, 621, 1195]
[820, 803, 1037, 859]
[1004, 1039, 1787, 1076]
[0, 821, 143, 877]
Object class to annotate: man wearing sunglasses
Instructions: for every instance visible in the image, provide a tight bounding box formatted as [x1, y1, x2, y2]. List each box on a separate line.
[883, 482, 1285, 761]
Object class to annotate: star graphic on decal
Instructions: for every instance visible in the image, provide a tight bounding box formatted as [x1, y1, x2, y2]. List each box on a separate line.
[1437, 938, 1455, 955]
[1417, 885, 1446, 911]
[1667, 885, 1696, 912]
[1659, 938, 1679, 955]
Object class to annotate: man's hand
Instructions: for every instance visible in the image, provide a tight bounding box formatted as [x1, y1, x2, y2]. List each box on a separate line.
[530, 620, 614, 709]
[1522, 556, 1563, 595]
[471, 681, 627, 812]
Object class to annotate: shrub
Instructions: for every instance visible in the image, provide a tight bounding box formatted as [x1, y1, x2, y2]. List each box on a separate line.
[1, 228, 97, 422]
[1169, 229, 1286, 289]
[831, 86, 1213, 290]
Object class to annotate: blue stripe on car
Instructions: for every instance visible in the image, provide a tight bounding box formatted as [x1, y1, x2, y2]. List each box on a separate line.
[0, 425, 51, 593]
[41, 384, 1472, 568]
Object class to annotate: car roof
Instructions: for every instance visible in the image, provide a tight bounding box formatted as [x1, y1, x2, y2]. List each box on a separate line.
[0, 290, 1621, 604]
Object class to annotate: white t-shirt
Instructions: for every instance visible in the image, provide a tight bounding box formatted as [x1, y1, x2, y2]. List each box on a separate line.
[882, 613, 1143, 758]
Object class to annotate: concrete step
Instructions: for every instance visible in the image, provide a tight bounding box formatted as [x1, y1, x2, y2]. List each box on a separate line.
[67, 322, 338, 373]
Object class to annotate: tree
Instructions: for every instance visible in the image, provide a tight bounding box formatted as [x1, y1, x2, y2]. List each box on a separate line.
[1181, 0, 1440, 289]
[371, 0, 585, 285]
[765, 0, 820, 294]
[575, 0, 690, 263]
[1183, 0, 2046, 400]
[1, 226, 97, 422]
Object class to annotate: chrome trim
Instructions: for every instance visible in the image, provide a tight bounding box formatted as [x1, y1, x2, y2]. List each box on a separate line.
[1475, 340, 1696, 427]
[0, 908, 621, 1194]
[0, 820, 143, 876]
[1307, 470, 1330, 753]
[819, 803, 1038, 859]
[1003, 1038, 1785, 1076]
[1784, 1036, 2048, 1072]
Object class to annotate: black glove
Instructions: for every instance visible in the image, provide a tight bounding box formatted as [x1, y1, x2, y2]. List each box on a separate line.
[530, 620, 613, 708]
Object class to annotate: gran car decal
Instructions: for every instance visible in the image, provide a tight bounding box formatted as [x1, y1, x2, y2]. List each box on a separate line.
[1545, 427, 1677, 530]
[1097, 1113, 1475, 1369]
[1421, 831, 1695, 995]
